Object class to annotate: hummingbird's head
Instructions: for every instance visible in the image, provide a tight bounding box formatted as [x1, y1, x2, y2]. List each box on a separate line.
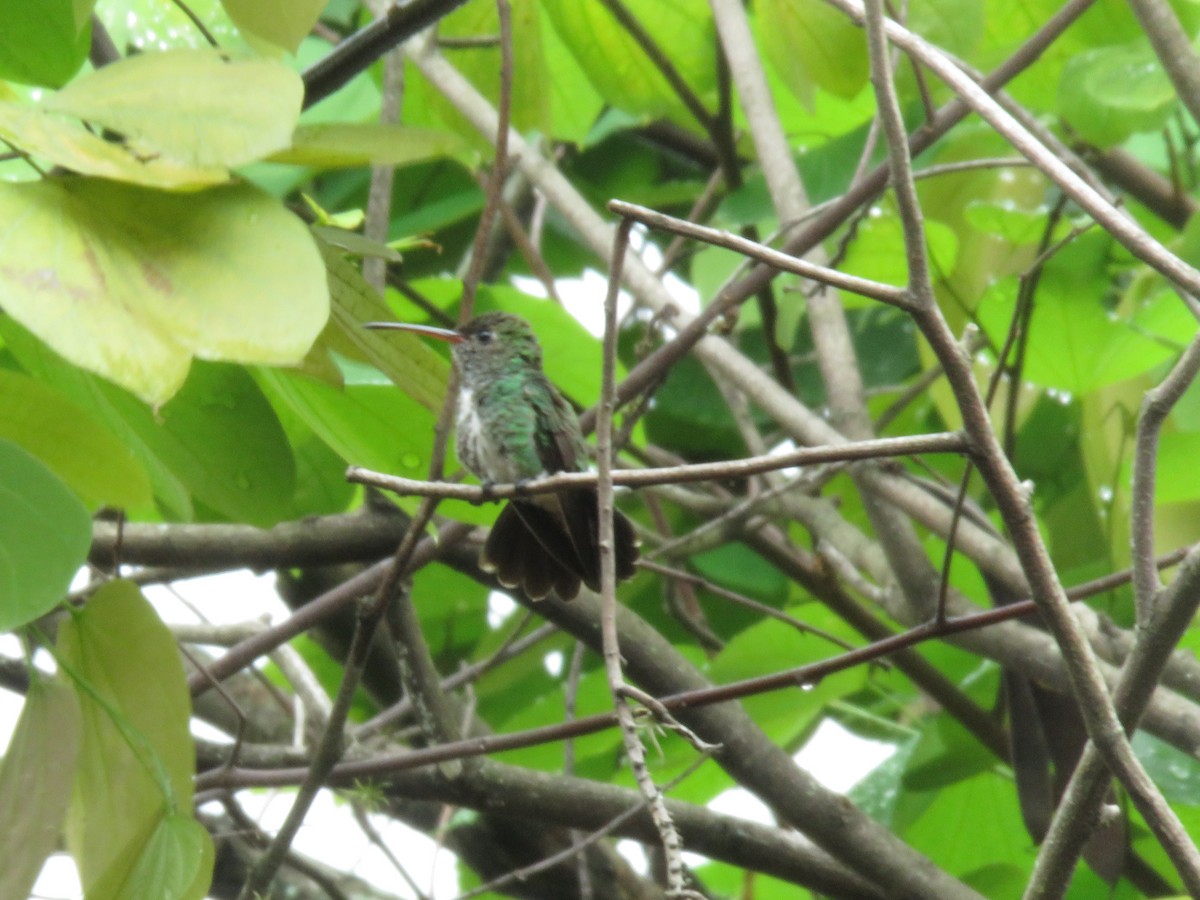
[363, 311, 543, 381]
[454, 312, 542, 379]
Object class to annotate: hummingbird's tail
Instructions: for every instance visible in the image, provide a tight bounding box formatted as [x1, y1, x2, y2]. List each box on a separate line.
[481, 494, 639, 601]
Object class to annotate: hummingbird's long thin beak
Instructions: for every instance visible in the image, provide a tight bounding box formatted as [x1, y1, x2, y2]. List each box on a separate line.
[363, 321, 464, 344]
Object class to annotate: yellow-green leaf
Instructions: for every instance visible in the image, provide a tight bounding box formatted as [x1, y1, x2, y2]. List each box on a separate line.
[270, 122, 470, 168]
[0, 178, 329, 406]
[0, 678, 81, 900]
[311, 226, 405, 263]
[43, 48, 302, 167]
[0, 101, 229, 189]
[0, 370, 153, 510]
[59, 580, 203, 897]
[221, 0, 325, 53]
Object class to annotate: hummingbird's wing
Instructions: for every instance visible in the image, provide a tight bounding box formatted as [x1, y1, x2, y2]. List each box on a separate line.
[526, 383, 640, 593]
[525, 385, 606, 590]
[530, 383, 585, 474]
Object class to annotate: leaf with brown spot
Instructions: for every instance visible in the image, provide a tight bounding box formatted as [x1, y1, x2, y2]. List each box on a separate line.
[0, 178, 329, 406]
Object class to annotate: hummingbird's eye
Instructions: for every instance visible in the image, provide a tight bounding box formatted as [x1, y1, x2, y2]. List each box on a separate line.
[476, 329, 494, 344]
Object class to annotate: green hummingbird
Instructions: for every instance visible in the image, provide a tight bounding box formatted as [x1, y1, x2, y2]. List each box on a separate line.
[365, 311, 639, 601]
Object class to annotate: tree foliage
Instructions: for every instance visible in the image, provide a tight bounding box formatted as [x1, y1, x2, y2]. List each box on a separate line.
[2, 0, 1200, 898]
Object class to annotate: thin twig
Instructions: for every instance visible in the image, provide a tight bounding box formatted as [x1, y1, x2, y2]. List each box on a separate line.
[637, 559, 862, 653]
[599, 218, 695, 897]
[608, 200, 913, 309]
[348, 431, 969, 499]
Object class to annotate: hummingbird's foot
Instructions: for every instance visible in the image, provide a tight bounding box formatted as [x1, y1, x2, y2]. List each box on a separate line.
[476, 481, 498, 505]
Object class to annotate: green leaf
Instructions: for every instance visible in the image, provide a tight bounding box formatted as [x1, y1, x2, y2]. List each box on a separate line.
[95, 0, 242, 56]
[495, 665, 625, 777]
[269, 394, 357, 518]
[414, 564, 490, 660]
[1130, 431, 1200, 506]
[758, 0, 868, 103]
[903, 715, 995, 790]
[0, 369, 153, 510]
[0, 677, 81, 900]
[707, 611, 865, 746]
[1001, 286, 1172, 391]
[147, 362, 297, 526]
[95, 812, 214, 900]
[963, 200, 1054, 244]
[908, 0, 985, 64]
[221, 0, 324, 52]
[429, 0, 553, 136]
[692, 543, 788, 605]
[0, 101, 230, 189]
[1058, 42, 1176, 147]
[849, 736, 919, 826]
[644, 353, 746, 460]
[43, 49, 302, 167]
[0, 319, 194, 520]
[255, 367, 437, 479]
[903, 770, 1031, 880]
[543, 0, 716, 124]
[539, 4, 605, 143]
[269, 123, 470, 168]
[0, 178, 329, 406]
[976, 235, 1174, 393]
[0, 440, 91, 630]
[256, 365, 494, 526]
[839, 210, 959, 301]
[1132, 730, 1200, 804]
[59, 580, 207, 898]
[3, 325, 296, 524]
[311, 226, 404, 263]
[0, 0, 90, 88]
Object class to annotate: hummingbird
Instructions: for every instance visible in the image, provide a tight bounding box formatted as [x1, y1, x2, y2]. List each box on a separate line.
[365, 311, 639, 601]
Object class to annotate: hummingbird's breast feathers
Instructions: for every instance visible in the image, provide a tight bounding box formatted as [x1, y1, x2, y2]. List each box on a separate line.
[449, 311, 589, 486]
[454, 373, 554, 483]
